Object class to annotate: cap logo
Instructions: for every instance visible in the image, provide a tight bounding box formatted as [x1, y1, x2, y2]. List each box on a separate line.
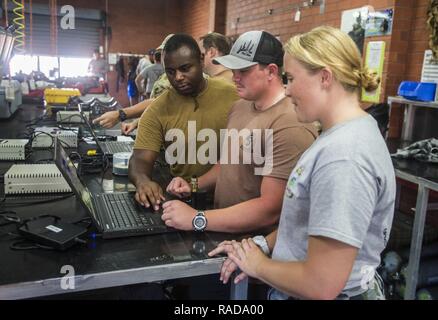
[236, 40, 255, 57]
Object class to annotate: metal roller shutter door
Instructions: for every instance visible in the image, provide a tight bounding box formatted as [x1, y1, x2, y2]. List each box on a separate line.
[23, 14, 101, 57]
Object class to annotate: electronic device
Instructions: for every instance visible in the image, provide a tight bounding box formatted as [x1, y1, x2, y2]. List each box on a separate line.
[4, 163, 71, 194]
[0, 79, 22, 119]
[0, 139, 29, 160]
[78, 104, 133, 156]
[18, 215, 88, 251]
[56, 110, 90, 124]
[192, 211, 207, 232]
[32, 126, 78, 148]
[54, 140, 174, 239]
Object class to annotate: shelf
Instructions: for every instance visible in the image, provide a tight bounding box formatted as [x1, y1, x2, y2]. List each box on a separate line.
[388, 96, 438, 109]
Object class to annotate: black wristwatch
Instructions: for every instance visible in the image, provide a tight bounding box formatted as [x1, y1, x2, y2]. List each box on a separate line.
[118, 109, 127, 122]
[192, 211, 207, 232]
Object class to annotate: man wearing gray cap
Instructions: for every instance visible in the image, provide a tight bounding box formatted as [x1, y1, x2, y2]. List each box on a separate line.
[164, 31, 317, 234]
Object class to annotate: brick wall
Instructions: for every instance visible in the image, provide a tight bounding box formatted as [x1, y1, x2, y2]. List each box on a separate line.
[181, 0, 212, 41]
[225, 0, 432, 137]
[405, 0, 430, 81]
[225, 0, 395, 110]
[104, 0, 182, 105]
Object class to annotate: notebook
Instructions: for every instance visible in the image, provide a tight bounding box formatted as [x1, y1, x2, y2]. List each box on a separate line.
[54, 139, 175, 239]
[78, 105, 133, 156]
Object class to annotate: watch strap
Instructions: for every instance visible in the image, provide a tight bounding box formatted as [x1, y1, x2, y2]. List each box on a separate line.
[118, 109, 127, 121]
[193, 211, 207, 232]
[252, 235, 270, 256]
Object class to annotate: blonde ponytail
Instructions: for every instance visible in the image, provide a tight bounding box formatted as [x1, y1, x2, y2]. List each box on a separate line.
[284, 26, 380, 93]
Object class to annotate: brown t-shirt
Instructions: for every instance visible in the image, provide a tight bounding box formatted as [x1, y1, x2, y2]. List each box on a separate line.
[214, 97, 318, 209]
[134, 78, 239, 181]
[213, 68, 234, 83]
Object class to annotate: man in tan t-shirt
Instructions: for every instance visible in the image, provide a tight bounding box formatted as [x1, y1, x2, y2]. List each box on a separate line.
[199, 32, 234, 83]
[129, 34, 238, 211]
[163, 31, 317, 233]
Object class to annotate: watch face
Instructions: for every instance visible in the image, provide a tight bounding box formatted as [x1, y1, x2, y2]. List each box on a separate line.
[194, 217, 205, 229]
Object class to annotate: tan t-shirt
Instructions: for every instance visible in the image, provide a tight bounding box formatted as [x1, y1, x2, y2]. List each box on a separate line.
[213, 68, 234, 84]
[214, 97, 318, 209]
[134, 78, 239, 181]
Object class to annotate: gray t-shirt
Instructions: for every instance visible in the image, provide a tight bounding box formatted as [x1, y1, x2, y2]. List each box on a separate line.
[136, 57, 152, 75]
[140, 63, 164, 94]
[271, 114, 395, 299]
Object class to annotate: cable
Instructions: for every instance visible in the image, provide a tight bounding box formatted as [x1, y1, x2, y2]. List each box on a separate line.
[56, 114, 84, 125]
[10, 240, 56, 251]
[29, 131, 54, 148]
[74, 238, 87, 245]
[2, 193, 74, 208]
[29, 0, 33, 55]
[28, 130, 72, 149]
[0, 210, 19, 227]
[12, 0, 25, 54]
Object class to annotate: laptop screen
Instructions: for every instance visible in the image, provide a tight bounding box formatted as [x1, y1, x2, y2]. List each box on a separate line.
[77, 105, 105, 152]
[54, 139, 99, 224]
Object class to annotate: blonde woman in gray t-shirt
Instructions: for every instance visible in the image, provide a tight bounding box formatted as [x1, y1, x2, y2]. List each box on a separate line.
[209, 26, 396, 300]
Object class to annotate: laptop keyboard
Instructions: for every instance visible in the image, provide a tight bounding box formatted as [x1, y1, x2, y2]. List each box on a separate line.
[102, 193, 162, 229]
[105, 141, 133, 154]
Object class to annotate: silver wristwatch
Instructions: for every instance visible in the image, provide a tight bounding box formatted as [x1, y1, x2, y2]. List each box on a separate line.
[252, 235, 270, 255]
[192, 211, 207, 232]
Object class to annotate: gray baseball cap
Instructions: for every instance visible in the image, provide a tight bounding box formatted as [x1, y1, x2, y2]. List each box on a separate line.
[213, 31, 284, 70]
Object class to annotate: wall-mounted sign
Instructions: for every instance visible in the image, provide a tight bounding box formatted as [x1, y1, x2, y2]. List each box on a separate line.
[362, 41, 386, 103]
[365, 8, 393, 37]
[341, 7, 369, 53]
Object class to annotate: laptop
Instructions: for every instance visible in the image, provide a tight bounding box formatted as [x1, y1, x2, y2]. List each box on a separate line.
[78, 104, 133, 156]
[54, 139, 174, 239]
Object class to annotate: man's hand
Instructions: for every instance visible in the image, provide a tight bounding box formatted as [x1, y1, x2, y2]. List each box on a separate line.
[121, 120, 138, 135]
[162, 200, 197, 230]
[166, 177, 191, 198]
[208, 240, 248, 284]
[135, 180, 166, 211]
[93, 111, 119, 128]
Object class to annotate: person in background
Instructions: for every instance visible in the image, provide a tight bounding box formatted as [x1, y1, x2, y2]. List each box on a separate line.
[135, 50, 164, 100]
[88, 49, 108, 79]
[209, 26, 395, 300]
[136, 48, 154, 76]
[127, 56, 140, 106]
[199, 32, 233, 82]
[115, 56, 126, 93]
